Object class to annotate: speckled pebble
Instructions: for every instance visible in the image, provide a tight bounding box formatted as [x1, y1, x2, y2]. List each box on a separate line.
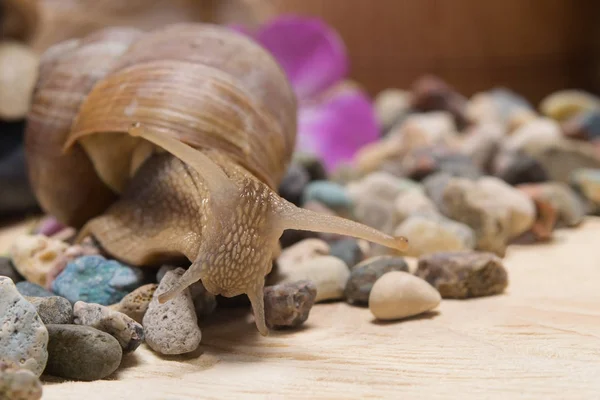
[143, 268, 201, 355]
[9, 234, 68, 287]
[52, 255, 144, 305]
[368, 271, 441, 321]
[346, 171, 419, 204]
[0, 257, 23, 283]
[0, 362, 42, 400]
[44, 324, 122, 381]
[25, 296, 73, 325]
[109, 283, 157, 324]
[44, 242, 100, 291]
[416, 251, 508, 299]
[374, 88, 412, 133]
[345, 256, 409, 305]
[74, 301, 144, 353]
[0, 277, 48, 377]
[353, 196, 397, 234]
[394, 214, 476, 257]
[539, 90, 600, 122]
[264, 281, 317, 329]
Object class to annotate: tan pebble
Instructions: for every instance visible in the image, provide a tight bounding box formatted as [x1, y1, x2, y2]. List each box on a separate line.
[369, 271, 441, 321]
[9, 234, 68, 287]
[394, 188, 438, 223]
[111, 283, 157, 323]
[373, 88, 412, 131]
[539, 90, 600, 122]
[275, 256, 350, 302]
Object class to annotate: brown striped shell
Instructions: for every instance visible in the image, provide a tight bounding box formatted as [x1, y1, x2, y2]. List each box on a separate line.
[26, 23, 297, 227]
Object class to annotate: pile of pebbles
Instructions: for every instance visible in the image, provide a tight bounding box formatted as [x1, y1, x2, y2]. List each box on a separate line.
[2, 75, 600, 398]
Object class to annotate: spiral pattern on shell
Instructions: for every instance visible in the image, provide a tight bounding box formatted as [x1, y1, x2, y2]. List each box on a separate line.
[25, 23, 298, 227]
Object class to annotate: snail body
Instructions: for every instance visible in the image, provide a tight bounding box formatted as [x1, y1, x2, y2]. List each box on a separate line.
[25, 23, 408, 335]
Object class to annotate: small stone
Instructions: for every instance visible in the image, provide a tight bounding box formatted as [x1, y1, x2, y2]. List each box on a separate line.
[274, 256, 350, 303]
[517, 183, 585, 227]
[0, 362, 43, 400]
[394, 214, 475, 257]
[478, 177, 536, 238]
[562, 110, 600, 141]
[516, 187, 557, 241]
[459, 122, 504, 172]
[9, 234, 68, 287]
[0, 257, 23, 283]
[143, 268, 201, 355]
[416, 251, 508, 298]
[422, 172, 455, 214]
[353, 196, 397, 235]
[410, 75, 469, 129]
[539, 90, 600, 122]
[292, 152, 327, 181]
[52, 255, 144, 305]
[74, 301, 144, 353]
[109, 283, 157, 324]
[495, 151, 549, 185]
[373, 88, 412, 133]
[391, 111, 459, 154]
[44, 324, 122, 381]
[156, 265, 177, 283]
[263, 281, 317, 329]
[394, 188, 438, 223]
[399, 146, 482, 181]
[279, 228, 320, 249]
[466, 88, 533, 125]
[278, 163, 310, 206]
[346, 171, 419, 204]
[302, 180, 352, 215]
[570, 168, 600, 210]
[329, 238, 364, 268]
[276, 238, 330, 271]
[25, 296, 73, 325]
[15, 282, 53, 298]
[345, 256, 409, 305]
[501, 118, 562, 155]
[0, 142, 39, 216]
[0, 277, 48, 377]
[368, 271, 441, 321]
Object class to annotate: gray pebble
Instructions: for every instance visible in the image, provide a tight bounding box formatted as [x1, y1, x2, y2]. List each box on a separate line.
[73, 301, 144, 353]
[264, 281, 317, 329]
[15, 282, 54, 298]
[0, 257, 23, 283]
[143, 268, 201, 355]
[345, 256, 409, 305]
[25, 296, 73, 325]
[329, 238, 364, 268]
[0, 277, 48, 377]
[44, 324, 122, 381]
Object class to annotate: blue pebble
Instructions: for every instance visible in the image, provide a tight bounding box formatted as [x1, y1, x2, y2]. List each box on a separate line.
[52, 255, 144, 305]
[302, 180, 352, 211]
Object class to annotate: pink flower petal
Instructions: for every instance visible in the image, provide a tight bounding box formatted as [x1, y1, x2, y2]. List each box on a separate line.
[255, 15, 348, 101]
[297, 83, 380, 171]
[228, 23, 254, 37]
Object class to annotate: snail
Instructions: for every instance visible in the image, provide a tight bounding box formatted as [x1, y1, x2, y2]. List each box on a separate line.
[25, 23, 409, 336]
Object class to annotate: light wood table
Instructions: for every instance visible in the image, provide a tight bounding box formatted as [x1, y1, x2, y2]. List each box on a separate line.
[1, 218, 600, 400]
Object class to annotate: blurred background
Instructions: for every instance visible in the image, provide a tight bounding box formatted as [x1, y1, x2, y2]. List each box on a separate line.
[2, 0, 600, 219]
[7, 0, 600, 102]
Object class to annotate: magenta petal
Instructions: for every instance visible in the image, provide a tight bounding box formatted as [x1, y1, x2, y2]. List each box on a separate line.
[297, 85, 380, 171]
[256, 15, 348, 101]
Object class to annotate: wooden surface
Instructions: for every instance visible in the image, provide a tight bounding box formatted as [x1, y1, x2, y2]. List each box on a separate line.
[2, 218, 600, 399]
